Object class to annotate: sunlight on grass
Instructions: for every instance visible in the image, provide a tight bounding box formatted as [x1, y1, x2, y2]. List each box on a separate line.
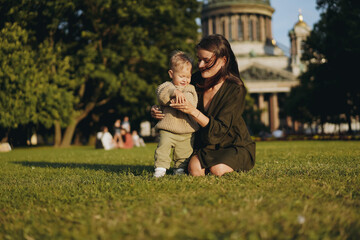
[0, 141, 359, 239]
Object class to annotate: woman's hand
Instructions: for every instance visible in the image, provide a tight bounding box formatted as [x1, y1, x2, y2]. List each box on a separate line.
[171, 99, 209, 127]
[151, 105, 165, 120]
[173, 89, 186, 104]
[170, 99, 197, 115]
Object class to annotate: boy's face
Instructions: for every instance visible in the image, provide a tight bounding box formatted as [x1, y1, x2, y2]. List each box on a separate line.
[168, 62, 192, 87]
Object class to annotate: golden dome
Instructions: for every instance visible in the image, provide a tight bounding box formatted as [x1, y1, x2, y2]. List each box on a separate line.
[295, 10, 309, 28]
[295, 21, 308, 28]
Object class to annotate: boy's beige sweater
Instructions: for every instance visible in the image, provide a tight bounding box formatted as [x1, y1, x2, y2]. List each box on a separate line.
[155, 81, 199, 134]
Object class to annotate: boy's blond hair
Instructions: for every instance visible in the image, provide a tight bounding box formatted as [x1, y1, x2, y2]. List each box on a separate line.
[169, 50, 193, 70]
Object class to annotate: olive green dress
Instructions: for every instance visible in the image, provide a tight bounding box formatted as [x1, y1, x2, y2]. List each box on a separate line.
[193, 78, 256, 172]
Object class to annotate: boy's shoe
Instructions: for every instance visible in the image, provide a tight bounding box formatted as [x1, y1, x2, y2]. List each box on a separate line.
[173, 168, 185, 175]
[154, 167, 166, 178]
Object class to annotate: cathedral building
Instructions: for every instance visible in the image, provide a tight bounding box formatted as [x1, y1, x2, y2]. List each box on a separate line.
[200, 0, 310, 132]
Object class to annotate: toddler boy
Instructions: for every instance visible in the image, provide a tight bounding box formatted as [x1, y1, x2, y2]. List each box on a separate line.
[154, 51, 199, 177]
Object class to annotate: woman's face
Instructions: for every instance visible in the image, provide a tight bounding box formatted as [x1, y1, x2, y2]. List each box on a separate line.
[197, 48, 226, 79]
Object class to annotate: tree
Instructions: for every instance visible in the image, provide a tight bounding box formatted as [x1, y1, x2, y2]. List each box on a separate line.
[0, 23, 75, 142]
[0, 0, 80, 145]
[286, 0, 360, 133]
[58, 0, 200, 146]
[0, 0, 200, 146]
[0, 23, 38, 130]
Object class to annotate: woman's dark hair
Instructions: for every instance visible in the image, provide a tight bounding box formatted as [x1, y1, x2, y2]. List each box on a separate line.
[196, 34, 244, 90]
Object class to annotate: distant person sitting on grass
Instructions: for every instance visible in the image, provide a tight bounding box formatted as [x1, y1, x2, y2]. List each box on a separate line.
[121, 116, 131, 133]
[121, 129, 134, 149]
[153, 50, 199, 178]
[97, 126, 117, 150]
[132, 130, 146, 147]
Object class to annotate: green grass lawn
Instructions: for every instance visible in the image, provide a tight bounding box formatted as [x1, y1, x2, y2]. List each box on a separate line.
[0, 141, 359, 239]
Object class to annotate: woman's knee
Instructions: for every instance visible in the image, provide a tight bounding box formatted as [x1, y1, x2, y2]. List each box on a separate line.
[188, 156, 205, 176]
[188, 164, 205, 176]
[189, 168, 205, 176]
[210, 164, 233, 176]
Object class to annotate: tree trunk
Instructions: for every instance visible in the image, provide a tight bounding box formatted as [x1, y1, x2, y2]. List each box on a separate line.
[60, 102, 97, 147]
[88, 134, 96, 146]
[60, 120, 78, 147]
[73, 131, 82, 146]
[54, 121, 62, 147]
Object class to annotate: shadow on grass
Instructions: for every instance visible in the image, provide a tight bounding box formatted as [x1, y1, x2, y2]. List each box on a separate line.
[13, 161, 153, 176]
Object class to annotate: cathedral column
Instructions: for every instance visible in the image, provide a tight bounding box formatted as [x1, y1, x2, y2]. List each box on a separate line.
[268, 17, 273, 39]
[269, 93, 279, 131]
[208, 18, 213, 35]
[215, 16, 220, 34]
[231, 15, 238, 40]
[238, 14, 244, 40]
[220, 16, 225, 36]
[291, 35, 297, 56]
[201, 18, 207, 36]
[224, 15, 229, 39]
[258, 93, 268, 126]
[242, 14, 249, 41]
[296, 38, 302, 64]
[252, 15, 257, 41]
[265, 17, 268, 39]
[265, 17, 272, 40]
[259, 15, 265, 42]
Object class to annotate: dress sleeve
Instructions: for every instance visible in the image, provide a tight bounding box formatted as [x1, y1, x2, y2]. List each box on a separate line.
[201, 85, 246, 145]
[156, 82, 176, 105]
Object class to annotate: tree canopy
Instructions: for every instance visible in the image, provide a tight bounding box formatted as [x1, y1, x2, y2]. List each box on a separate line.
[0, 22, 75, 130]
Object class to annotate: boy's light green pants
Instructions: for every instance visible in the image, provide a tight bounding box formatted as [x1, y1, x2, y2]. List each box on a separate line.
[154, 130, 194, 169]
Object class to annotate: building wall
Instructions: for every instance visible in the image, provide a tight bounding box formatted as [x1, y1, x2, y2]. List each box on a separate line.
[236, 56, 289, 71]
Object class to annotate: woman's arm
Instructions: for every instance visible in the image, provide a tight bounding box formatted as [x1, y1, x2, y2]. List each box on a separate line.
[173, 84, 246, 145]
[150, 105, 165, 120]
[170, 100, 209, 127]
[171, 84, 209, 126]
[190, 108, 210, 128]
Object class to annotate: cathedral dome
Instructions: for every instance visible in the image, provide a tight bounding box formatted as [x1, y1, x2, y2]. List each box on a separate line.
[205, 0, 271, 7]
[202, 0, 274, 18]
[295, 21, 308, 27]
[201, 0, 275, 43]
[294, 12, 309, 28]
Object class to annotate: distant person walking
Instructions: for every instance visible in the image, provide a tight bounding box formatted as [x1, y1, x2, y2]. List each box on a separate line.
[113, 119, 124, 148]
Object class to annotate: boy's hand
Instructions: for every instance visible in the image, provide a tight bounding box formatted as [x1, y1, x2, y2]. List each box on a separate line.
[174, 89, 186, 104]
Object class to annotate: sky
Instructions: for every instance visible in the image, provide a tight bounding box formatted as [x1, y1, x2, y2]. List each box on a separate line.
[271, 0, 321, 49]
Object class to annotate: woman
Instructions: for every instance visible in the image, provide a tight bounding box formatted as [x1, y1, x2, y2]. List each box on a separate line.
[153, 34, 255, 176]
